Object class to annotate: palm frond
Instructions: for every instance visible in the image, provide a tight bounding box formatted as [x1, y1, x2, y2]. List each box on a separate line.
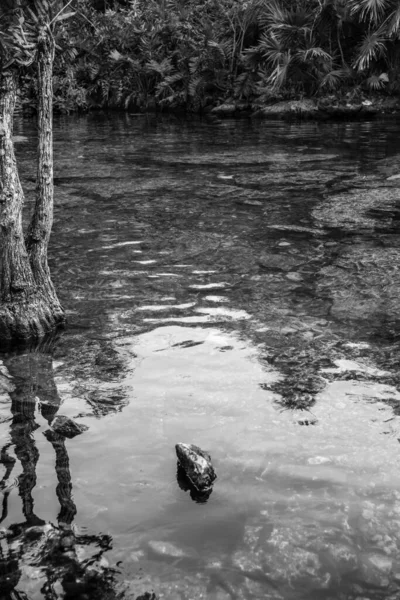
[278, 8, 314, 31]
[319, 67, 352, 90]
[349, 0, 388, 26]
[268, 49, 292, 89]
[258, 32, 285, 67]
[299, 46, 332, 63]
[258, 0, 286, 30]
[365, 71, 389, 88]
[353, 28, 387, 70]
[146, 57, 173, 76]
[387, 4, 400, 37]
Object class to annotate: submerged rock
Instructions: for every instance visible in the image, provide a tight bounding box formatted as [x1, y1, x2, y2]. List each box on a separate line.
[50, 415, 88, 438]
[258, 252, 305, 272]
[322, 543, 358, 576]
[253, 99, 318, 119]
[358, 553, 393, 588]
[211, 102, 250, 117]
[211, 103, 235, 116]
[148, 540, 197, 560]
[175, 443, 216, 493]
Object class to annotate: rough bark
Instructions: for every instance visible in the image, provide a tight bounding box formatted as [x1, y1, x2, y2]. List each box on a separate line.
[0, 72, 36, 321]
[0, 32, 65, 345]
[26, 28, 57, 291]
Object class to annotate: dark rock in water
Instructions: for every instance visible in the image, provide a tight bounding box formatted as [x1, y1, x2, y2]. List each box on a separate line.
[135, 593, 158, 600]
[176, 464, 213, 503]
[175, 443, 216, 493]
[50, 415, 88, 439]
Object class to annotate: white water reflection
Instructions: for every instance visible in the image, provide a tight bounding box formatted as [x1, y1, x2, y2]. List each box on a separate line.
[136, 303, 196, 312]
[142, 316, 211, 324]
[134, 259, 157, 265]
[195, 307, 251, 319]
[148, 273, 183, 278]
[204, 295, 230, 303]
[142, 308, 251, 324]
[189, 283, 230, 290]
[66, 325, 400, 598]
[322, 358, 390, 377]
[88, 241, 142, 252]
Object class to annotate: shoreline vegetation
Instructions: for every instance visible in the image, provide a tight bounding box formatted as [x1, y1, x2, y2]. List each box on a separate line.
[15, 0, 400, 121]
[18, 90, 400, 121]
[210, 93, 400, 119]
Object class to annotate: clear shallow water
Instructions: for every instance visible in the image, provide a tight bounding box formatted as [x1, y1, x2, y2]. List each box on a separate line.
[2, 116, 400, 599]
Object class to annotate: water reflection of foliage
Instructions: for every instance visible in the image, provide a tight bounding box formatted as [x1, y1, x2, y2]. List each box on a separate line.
[61, 339, 126, 382]
[260, 333, 400, 418]
[55, 337, 129, 418]
[0, 339, 121, 600]
[83, 388, 128, 418]
[260, 340, 332, 410]
[0, 526, 117, 600]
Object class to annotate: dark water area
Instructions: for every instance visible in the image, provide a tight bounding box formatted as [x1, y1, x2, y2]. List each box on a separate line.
[2, 115, 400, 599]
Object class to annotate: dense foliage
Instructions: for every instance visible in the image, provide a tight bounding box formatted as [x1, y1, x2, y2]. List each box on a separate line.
[18, 0, 400, 112]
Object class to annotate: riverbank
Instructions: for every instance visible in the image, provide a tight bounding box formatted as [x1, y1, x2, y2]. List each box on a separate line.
[211, 94, 400, 120]
[17, 88, 400, 121]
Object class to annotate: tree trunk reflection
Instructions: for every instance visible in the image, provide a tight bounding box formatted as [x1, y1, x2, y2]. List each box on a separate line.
[0, 337, 115, 600]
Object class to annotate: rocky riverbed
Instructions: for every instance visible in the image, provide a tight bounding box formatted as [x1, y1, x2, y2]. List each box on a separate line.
[3, 115, 400, 599]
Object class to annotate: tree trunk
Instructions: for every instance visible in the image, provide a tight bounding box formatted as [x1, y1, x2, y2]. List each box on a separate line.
[0, 32, 65, 346]
[27, 28, 58, 291]
[0, 72, 35, 303]
[0, 71, 39, 341]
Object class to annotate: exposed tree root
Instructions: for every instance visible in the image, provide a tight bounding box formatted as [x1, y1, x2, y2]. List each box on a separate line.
[0, 294, 65, 348]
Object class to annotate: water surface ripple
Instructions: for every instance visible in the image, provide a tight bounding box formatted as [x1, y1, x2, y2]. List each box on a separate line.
[1, 116, 400, 599]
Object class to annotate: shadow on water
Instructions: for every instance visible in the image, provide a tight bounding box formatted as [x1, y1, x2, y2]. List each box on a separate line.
[176, 464, 212, 504]
[0, 337, 118, 600]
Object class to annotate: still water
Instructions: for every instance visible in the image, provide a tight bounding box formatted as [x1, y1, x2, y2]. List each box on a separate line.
[2, 115, 400, 599]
